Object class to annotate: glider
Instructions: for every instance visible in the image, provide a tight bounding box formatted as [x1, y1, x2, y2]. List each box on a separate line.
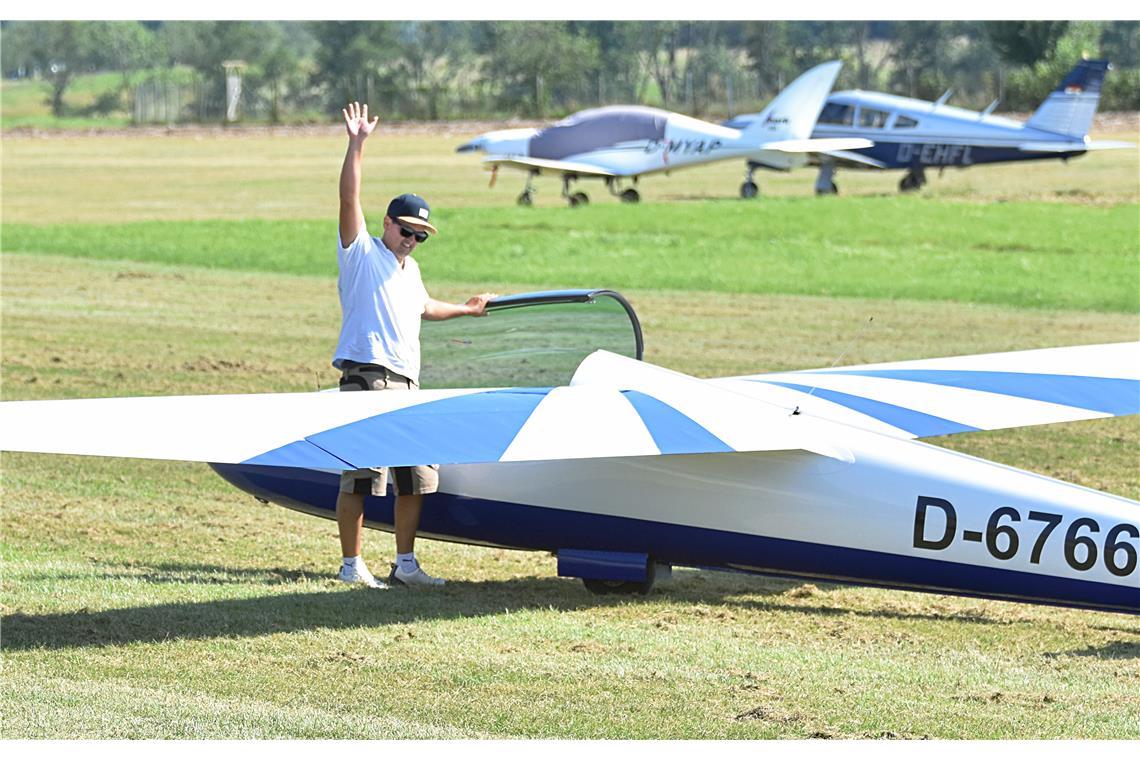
[2, 290, 1137, 612]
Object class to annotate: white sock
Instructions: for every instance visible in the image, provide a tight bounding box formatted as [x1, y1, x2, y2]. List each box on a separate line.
[396, 553, 418, 573]
[343, 556, 364, 570]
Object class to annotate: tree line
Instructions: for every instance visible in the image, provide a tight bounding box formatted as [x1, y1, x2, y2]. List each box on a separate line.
[2, 20, 1137, 124]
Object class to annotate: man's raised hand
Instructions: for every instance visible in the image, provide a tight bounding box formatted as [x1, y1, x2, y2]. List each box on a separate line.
[342, 101, 379, 141]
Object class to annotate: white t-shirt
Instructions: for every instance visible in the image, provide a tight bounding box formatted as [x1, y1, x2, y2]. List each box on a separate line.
[332, 223, 430, 383]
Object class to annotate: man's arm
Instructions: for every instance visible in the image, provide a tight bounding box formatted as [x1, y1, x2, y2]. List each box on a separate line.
[339, 102, 379, 248]
[423, 294, 497, 321]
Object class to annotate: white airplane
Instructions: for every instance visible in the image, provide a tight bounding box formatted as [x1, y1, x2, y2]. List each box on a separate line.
[457, 61, 872, 205]
[723, 59, 1133, 196]
[2, 290, 1137, 613]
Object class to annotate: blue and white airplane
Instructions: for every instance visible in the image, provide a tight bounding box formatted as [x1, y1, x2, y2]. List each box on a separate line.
[457, 61, 871, 205]
[2, 291, 1138, 613]
[724, 59, 1132, 196]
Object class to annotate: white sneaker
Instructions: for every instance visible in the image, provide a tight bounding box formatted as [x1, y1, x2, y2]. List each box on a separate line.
[337, 565, 388, 589]
[389, 563, 446, 588]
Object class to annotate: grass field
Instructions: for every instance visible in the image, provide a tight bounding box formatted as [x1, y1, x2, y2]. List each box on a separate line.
[1, 125, 1138, 739]
[1, 73, 135, 130]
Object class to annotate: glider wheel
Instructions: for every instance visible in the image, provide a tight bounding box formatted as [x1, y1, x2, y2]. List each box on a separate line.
[899, 174, 919, 193]
[583, 577, 654, 595]
[814, 181, 838, 196]
[517, 191, 534, 206]
[581, 560, 658, 596]
[740, 181, 759, 199]
[619, 188, 641, 204]
[568, 191, 589, 207]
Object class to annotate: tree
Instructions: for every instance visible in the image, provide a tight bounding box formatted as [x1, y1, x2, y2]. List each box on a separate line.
[883, 21, 1002, 105]
[1099, 21, 1140, 110]
[483, 22, 600, 117]
[985, 21, 1070, 67]
[742, 21, 794, 98]
[0, 21, 157, 117]
[743, 21, 865, 99]
[261, 37, 301, 124]
[998, 22, 1105, 110]
[307, 21, 399, 110]
[384, 22, 474, 120]
[571, 21, 646, 104]
[635, 21, 687, 108]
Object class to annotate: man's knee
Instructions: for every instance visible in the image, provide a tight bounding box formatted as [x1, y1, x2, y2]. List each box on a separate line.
[336, 489, 364, 511]
[339, 468, 388, 497]
[393, 464, 439, 496]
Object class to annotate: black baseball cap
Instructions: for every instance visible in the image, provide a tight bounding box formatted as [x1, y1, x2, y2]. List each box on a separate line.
[386, 193, 438, 235]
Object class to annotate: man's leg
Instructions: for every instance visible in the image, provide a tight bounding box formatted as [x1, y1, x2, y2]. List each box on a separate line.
[335, 485, 385, 588]
[391, 491, 444, 587]
[394, 493, 423, 555]
[337, 490, 365, 557]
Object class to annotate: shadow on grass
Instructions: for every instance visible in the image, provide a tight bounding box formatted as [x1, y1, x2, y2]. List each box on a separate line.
[1052, 640, 1140, 660]
[3, 561, 1023, 651]
[19, 563, 318, 586]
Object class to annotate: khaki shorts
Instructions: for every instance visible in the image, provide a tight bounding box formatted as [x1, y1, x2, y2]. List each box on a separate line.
[337, 361, 439, 497]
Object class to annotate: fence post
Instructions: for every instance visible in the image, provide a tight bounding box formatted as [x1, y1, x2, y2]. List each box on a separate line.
[222, 60, 246, 124]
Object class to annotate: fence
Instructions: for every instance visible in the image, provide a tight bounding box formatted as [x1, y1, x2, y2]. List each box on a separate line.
[131, 63, 773, 125]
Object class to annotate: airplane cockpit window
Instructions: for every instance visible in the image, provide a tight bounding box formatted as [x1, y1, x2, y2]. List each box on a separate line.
[529, 107, 668, 160]
[894, 115, 918, 128]
[817, 102, 854, 126]
[858, 108, 890, 128]
[419, 290, 644, 389]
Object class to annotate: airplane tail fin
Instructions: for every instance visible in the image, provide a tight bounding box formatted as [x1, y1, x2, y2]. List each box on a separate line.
[740, 60, 843, 143]
[1025, 59, 1110, 139]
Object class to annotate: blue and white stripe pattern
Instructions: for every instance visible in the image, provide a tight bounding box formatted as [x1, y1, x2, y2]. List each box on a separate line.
[713, 342, 1140, 440]
[2, 342, 1136, 468]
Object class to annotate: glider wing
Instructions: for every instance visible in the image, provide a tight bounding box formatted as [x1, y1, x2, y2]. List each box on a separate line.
[1, 357, 848, 469]
[713, 342, 1140, 439]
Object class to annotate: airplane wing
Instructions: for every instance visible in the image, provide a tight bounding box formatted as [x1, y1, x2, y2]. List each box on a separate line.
[712, 342, 1140, 440]
[1018, 140, 1133, 152]
[482, 155, 617, 178]
[815, 149, 889, 169]
[759, 137, 874, 153]
[0, 357, 851, 470]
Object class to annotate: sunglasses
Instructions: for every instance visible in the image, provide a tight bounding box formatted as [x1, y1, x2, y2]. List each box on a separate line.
[398, 225, 429, 243]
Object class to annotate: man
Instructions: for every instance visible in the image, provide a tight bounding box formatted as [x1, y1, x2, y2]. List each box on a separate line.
[334, 101, 494, 589]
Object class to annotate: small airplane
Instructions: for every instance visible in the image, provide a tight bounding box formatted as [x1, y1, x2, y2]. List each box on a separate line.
[3, 290, 1138, 613]
[723, 59, 1133, 196]
[456, 61, 872, 206]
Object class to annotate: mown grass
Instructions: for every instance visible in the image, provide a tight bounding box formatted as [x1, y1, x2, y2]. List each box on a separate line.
[1, 127, 1139, 739]
[4, 197, 1138, 312]
[3, 252, 1139, 739]
[2, 125, 1137, 227]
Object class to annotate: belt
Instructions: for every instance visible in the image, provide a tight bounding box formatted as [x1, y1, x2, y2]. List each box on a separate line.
[341, 361, 411, 384]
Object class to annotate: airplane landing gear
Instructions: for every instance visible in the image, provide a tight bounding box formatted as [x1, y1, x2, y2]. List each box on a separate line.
[606, 177, 640, 204]
[562, 175, 588, 206]
[899, 166, 927, 193]
[517, 172, 537, 206]
[583, 577, 653, 595]
[741, 162, 760, 199]
[815, 161, 838, 195]
[582, 562, 670, 596]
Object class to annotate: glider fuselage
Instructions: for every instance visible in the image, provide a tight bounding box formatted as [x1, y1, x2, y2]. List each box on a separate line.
[213, 420, 1139, 613]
